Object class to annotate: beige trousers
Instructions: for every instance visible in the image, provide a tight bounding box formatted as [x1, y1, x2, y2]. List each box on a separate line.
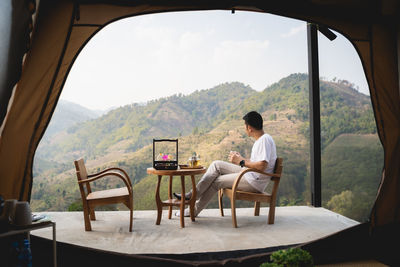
[194, 160, 258, 215]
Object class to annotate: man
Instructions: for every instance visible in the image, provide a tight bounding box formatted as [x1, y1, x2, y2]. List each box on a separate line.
[175, 111, 277, 217]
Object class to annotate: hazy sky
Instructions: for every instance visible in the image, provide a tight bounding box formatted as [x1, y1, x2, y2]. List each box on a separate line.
[61, 10, 368, 110]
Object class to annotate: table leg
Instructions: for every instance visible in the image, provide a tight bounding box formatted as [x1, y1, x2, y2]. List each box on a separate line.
[190, 175, 196, 222]
[155, 175, 163, 225]
[53, 222, 57, 267]
[180, 175, 185, 228]
[168, 175, 173, 219]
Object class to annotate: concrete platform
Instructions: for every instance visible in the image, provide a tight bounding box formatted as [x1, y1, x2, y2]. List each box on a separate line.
[32, 206, 358, 254]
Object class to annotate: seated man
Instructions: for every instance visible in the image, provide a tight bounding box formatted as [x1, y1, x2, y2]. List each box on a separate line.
[175, 111, 277, 217]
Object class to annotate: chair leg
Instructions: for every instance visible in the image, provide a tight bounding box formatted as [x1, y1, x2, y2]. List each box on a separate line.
[268, 202, 276, 224]
[231, 198, 238, 228]
[254, 201, 260, 216]
[124, 199, 134, 232]
[82, 205, 92, 231]
[168, 207, 173, 219]
[168, 175, 173, 219]
[89, 207, 96, 221]
[129, 208, 133, 232]
[218, 189, 224, 217]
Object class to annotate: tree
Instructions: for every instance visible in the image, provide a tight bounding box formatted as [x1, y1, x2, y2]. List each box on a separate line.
[326, 190, 353, 216]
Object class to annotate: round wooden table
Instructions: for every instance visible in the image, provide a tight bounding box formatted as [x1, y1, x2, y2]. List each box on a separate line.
[147, 167, 206, 228]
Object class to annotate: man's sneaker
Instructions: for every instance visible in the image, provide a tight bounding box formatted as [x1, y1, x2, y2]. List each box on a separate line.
[175, 208, 197, 217]
[173, 192, 192, 200]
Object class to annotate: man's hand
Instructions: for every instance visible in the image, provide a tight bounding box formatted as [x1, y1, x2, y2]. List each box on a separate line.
[229, 151, 268, 171]
[229, 151, 244, 165]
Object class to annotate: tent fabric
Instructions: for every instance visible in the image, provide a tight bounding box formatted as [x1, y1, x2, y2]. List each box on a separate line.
[0, 1, 74, 201]
[0, 0, 399, 230]
[0, 0, 35, 128]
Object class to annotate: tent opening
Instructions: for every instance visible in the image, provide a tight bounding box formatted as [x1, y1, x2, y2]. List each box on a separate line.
[30, 9, 382, 251]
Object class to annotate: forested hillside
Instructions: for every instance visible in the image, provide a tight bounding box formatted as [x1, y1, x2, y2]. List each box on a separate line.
[39, 99, 103, 138]
[32, 74, 382, 222]
[321, 134, 383, 222]
[36, 82, 254, 162]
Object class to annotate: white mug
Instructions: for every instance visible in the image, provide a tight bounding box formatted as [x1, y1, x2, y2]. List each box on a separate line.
[14, 201, 32, 226]
[1, 199, 17, 224]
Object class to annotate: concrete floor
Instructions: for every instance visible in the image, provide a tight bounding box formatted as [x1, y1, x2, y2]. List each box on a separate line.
[32, 206, 358, 254]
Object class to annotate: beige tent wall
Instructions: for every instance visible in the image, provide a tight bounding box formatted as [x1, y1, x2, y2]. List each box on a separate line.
[368, 23, 400, 227]
[0, 0, 399, 229]
[0, 1, 74, 200]
[0, 1, 35, 130]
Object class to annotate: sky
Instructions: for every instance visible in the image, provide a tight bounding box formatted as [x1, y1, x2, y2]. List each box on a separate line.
[61, 10, 368, 111]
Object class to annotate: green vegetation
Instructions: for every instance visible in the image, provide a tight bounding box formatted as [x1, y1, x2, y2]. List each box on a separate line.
[260, 248, 313, 267]
[321, 134, 383, 221]
[35, 82, 255, 162]
[31, 73, 383, 223]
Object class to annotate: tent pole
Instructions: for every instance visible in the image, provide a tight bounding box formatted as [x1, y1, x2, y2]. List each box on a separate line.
[397, 23, 400, 96]
[307, 23, 322, 207]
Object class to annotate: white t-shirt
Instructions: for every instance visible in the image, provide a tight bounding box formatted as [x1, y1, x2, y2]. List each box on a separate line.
[244, 133, 277, 192]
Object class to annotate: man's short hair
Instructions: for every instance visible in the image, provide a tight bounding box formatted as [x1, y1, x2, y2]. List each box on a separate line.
[243, 111, 263, 130]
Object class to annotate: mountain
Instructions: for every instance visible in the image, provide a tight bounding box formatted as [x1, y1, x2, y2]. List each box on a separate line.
[31, 74, 382, 222]
[35, 82, 255, 163]
[33, 100, 106, 177]
[43, 99, 104, 137]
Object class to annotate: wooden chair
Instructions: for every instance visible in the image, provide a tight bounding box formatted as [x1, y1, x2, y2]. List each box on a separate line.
[74, 158, 134, 232]
[218, 157, 283, 228]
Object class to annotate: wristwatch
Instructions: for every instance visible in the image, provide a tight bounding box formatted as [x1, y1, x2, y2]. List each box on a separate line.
[239, 159, 245, 168]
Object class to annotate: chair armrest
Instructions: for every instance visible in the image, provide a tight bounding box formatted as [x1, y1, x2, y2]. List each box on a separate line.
[78, 172, 133, 194]
[231, 168, 281, 194]
[88, 167, 133, 187]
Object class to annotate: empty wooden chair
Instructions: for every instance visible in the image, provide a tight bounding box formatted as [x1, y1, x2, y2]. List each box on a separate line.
[218, 157, 283, 228]
[74, 158, 134, 232]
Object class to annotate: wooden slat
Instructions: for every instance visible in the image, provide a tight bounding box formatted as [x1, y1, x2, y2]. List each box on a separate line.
[161, 199, 191, 206]
[236, 191, 272, 202]
[86, 187, 129, 200]
[223, 189, 272, 202]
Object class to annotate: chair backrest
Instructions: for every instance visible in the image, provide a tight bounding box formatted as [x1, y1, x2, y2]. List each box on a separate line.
[74, 158, 88, 181]
[74, 158, 92, 198]
[273, 157, 283, 178]
[270, 157, 283, 200]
